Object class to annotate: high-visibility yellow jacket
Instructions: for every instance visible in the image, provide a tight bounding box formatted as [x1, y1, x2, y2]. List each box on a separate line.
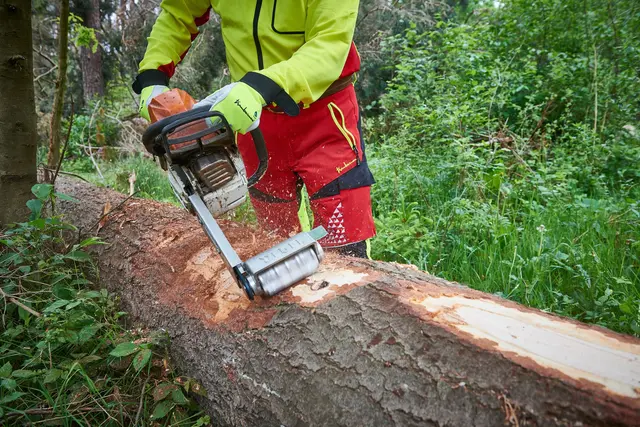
[133, 0, 361, 106]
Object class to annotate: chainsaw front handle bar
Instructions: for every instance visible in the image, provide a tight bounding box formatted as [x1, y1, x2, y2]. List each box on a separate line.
[142, 106, 268, 188]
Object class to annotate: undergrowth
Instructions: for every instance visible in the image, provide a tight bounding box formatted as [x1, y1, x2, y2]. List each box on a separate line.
[0, 184, 210, 425]
[366, 1, 640, 336]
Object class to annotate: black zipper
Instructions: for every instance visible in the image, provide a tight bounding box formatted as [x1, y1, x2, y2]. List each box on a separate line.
[253, 0, 264, 70]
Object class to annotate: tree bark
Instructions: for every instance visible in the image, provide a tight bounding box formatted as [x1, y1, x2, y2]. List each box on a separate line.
[56, 177, 640, 427]
[80, 0, 104, 103]
[0, 0, 37, 226]
[46, 0, 69, 182]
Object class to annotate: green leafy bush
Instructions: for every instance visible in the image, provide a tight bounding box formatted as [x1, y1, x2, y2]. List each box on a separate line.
[366, 0, 640, 335]
[0, 185, 209, 425]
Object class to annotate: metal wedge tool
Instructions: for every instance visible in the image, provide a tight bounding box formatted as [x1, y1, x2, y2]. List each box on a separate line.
[142, 89, 327, 300]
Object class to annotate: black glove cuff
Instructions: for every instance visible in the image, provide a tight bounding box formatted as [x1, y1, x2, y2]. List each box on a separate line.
[240, 72, 300, 117]
[132, 70, 170, 94]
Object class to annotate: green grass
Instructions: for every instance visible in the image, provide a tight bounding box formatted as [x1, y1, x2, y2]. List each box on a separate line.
[368, 138, 640, 335]
[64, 154, 179, 205]
[63, 154, 260, 225]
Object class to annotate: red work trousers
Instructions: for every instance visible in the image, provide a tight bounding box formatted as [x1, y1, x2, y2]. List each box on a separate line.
[236, 84, 376, 248]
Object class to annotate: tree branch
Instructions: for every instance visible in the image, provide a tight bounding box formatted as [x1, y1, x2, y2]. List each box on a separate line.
[0, 287, 42, 318]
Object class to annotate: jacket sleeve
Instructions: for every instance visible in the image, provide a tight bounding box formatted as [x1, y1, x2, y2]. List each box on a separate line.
[138, 0, 211, 79]
[258, 0, 359, 105]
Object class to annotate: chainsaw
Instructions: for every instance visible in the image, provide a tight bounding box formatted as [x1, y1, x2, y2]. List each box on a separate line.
[141, 89, 327, 300]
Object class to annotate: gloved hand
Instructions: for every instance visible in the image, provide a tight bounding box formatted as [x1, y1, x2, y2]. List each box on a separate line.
[138, 85, 170, 121]
[193, 82, 265, 134]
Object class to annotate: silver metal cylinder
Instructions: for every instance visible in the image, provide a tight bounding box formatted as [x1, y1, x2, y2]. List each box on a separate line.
[255, 244, 324, 296]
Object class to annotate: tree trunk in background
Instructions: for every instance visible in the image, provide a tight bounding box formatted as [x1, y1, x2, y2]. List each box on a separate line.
[80, 0, 104, 103]
[0, 0, 37, 226]
[46, 0, 69, 182]
[56, 177, 640, 427]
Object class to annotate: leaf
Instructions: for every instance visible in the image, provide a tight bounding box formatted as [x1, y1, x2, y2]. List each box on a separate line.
[78, 237, 103, 248]
[54, 192, 79, 202]
[44, 299, 70, 313]
[151, 400, 174, 420]
[614, 277, 633, 286]
[18, 305, 33, 323]
[53, 284, 76, 300]
[194, 415, 211, 426]
[43, 368, 64, 384]
[26, 199, 43, 218]
[109, 342, 138, 357]
[0, 253, 20, 266]
[189, 380, 207, 397]
[78, 324, 103, 343]
[81, 291, 101, 299]
[30, 218, 46, 229]
[0, 363, 12, 379]
[171, 388, 189, 405]
[619, 302, 634, 315]
[65, 300, 82, 311]
[3, 326, 24, 338]
[32, 184, 53, 201]
[65, 251, 91, 262]
[0, 391, 25, 404]
[78, 355, 102, 365]
[133, 348, 152, 372]
[194, 415, 211, 427]
[12, 369, 37, 379]
[1, 378, 17, 391]
[153, 383, 178, 401]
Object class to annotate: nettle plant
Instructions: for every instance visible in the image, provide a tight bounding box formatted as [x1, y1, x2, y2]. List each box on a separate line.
[0, 185, 209, 425]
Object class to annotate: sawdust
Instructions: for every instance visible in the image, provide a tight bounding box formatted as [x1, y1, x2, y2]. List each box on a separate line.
[148, 217, 373, 332]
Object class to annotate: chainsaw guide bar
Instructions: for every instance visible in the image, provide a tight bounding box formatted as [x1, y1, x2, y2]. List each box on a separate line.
[142, 89, 327, 300]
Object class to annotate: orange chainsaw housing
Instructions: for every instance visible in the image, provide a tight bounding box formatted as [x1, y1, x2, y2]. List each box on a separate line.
[148, 88, 195, 122]
[147, 88, 211, 152]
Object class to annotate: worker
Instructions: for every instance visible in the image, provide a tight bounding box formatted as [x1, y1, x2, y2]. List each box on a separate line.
[132, 0, 376, 258]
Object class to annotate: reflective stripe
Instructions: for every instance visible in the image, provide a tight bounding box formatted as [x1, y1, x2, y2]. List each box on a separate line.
[296, 183, 312, 232]
[327, 102, 358, 154]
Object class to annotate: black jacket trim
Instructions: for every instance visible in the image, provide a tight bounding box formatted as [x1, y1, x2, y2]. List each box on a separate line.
[132, 70, 170, 94]
[240, 72, 300, 116]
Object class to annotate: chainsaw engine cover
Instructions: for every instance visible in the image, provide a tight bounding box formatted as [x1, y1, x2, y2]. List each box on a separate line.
[143, 88, 265, 217]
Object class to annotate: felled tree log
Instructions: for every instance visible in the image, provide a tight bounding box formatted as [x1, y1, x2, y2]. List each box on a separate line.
[56, 177, 640, 427]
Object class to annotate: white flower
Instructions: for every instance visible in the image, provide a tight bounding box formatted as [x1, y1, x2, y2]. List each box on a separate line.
[536, 224, 547, 233]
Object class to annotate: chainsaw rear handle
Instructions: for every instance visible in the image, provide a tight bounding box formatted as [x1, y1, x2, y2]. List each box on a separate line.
[141, 106, 268, 188]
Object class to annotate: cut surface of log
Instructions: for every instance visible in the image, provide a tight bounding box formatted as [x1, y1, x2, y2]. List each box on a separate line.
[57, 177, 640, 427]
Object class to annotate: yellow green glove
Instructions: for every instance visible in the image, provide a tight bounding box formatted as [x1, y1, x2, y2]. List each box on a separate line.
[193, 82, 265, 134]
[138, 85, 170, 121]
